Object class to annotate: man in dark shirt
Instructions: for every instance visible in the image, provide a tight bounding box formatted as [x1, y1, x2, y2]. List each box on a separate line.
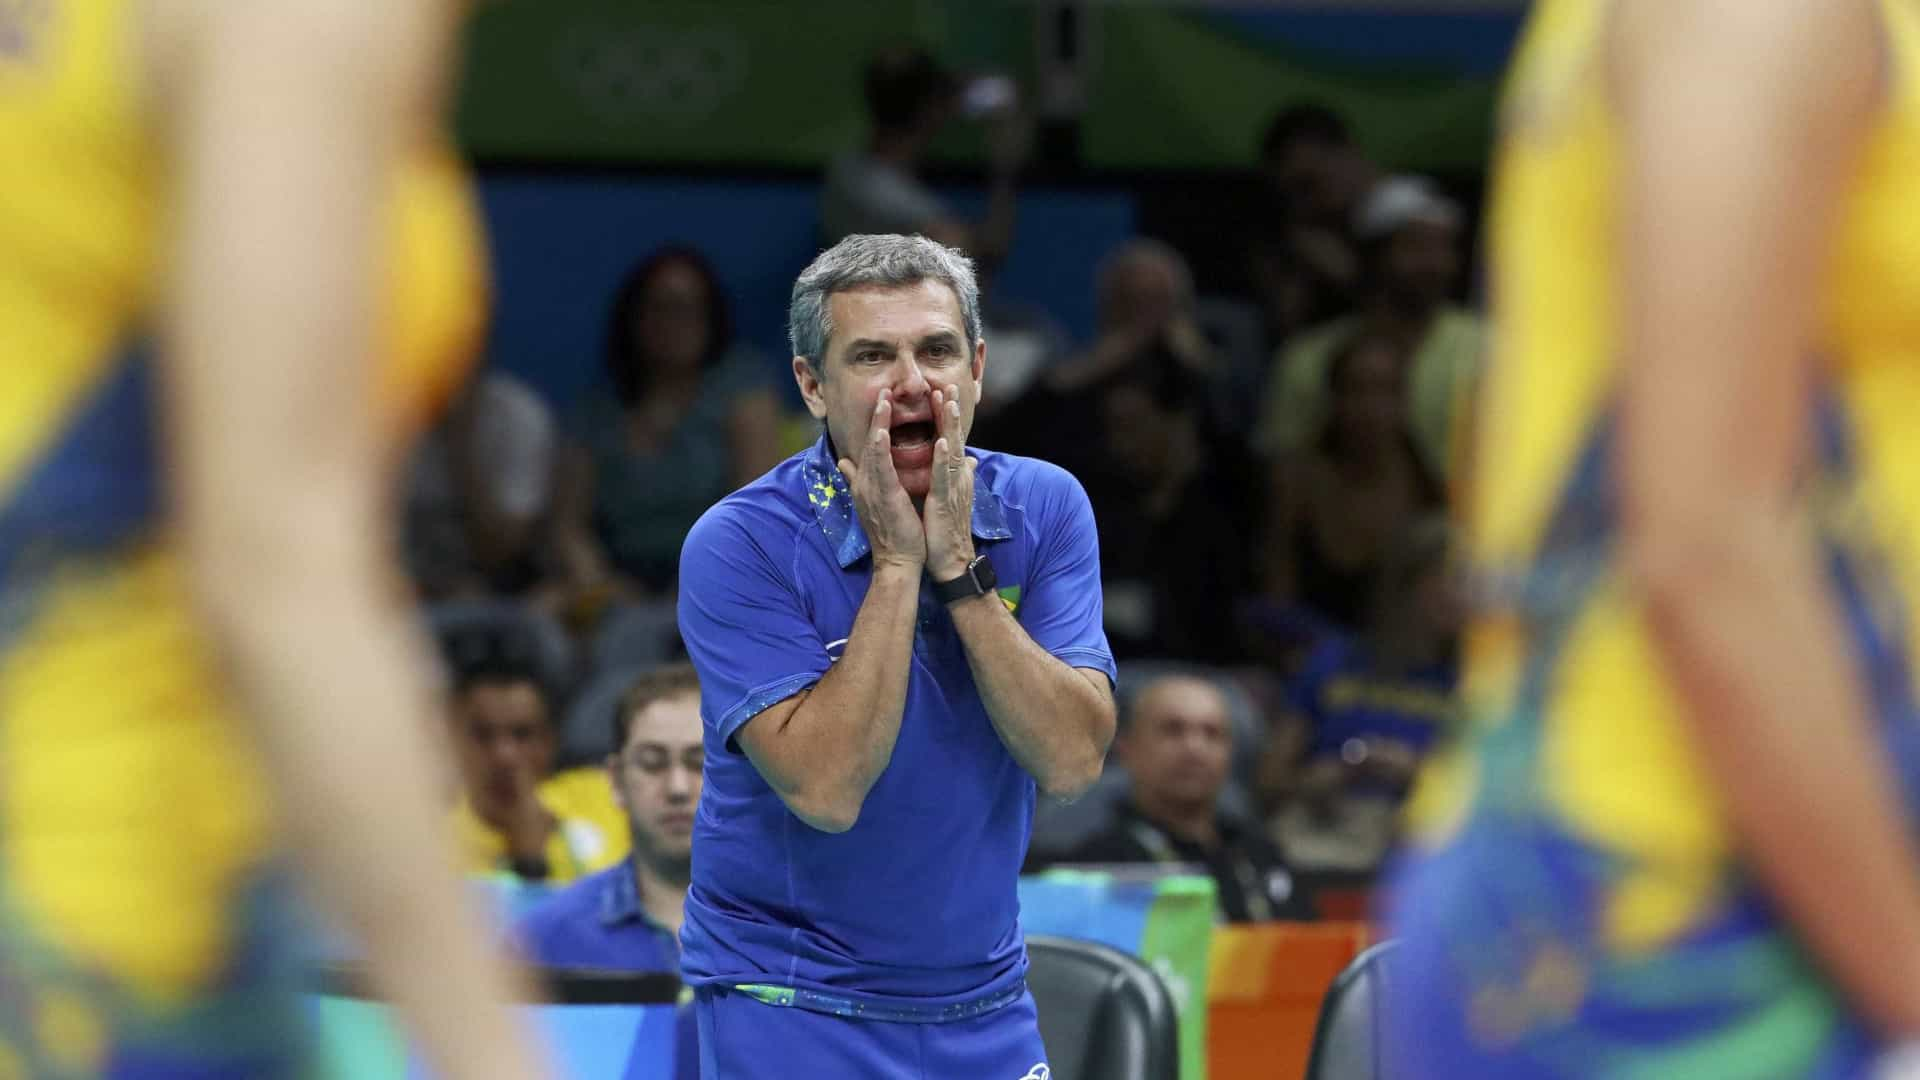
[1069, 673, 1314, 921]
[1090, 349, 1256, 664]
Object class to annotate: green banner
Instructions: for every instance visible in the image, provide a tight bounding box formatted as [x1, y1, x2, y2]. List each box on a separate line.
[451, 2, 1501, 172]
[1082, 9, 1499, 172]
[310, 997, 411, 1080]
[1138, 874, 1216, 1080]
[455, 0, 1025, 166]
[1020, 869, 1217, 1080]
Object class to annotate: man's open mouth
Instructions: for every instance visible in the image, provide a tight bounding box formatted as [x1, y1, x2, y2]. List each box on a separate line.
[891, 419, 936, 449]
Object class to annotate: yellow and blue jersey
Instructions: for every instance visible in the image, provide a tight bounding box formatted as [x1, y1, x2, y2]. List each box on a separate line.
[0, 1, 485, 1075]
[451, 768, 632, 886]
[1385, 1, 1920, 1075]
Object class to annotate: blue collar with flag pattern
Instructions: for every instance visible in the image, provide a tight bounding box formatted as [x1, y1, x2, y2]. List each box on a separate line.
[801, 434, 1011, 570]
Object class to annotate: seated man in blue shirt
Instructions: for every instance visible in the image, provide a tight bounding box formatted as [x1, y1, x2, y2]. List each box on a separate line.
[677, 234, 1119, 1079]
[516, 662, 702, 969]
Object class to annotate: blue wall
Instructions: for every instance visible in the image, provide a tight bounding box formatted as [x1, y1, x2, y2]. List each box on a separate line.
[474, 174, 1135, 412]
[1200, 9, 1522, 77]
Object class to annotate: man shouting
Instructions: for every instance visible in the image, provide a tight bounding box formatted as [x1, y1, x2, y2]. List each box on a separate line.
[676, 234, 1117, 1079]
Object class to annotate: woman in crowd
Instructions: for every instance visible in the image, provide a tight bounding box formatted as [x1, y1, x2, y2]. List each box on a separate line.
[1258, 331, 1445, 643]
[555, 247, 784, 603]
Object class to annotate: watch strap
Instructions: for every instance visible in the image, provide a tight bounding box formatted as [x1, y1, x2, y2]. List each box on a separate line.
[934, 556, 991, 604]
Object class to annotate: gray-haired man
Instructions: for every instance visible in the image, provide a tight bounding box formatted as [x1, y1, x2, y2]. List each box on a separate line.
[675, 234, 1118, 1078]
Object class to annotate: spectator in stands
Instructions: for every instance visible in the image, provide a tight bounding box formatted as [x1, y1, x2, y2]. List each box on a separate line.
[512, 665, 702, 1080]
[978, 239, 1222, 496]
[1255, 175, 1485, 485]
[404, 369, 558, 603]
[516, 663, 702, 966]
[445, 636, 627, 885]
[972, 287, 1070, 422]
[1263, 517, 1462, 873]
[1067, 674, 1314, 922]
[820, 45, 1032, 263]
[1093, 347, 1254, 665]
[555, 247, 784, 605]
[1256, 331, 1445, 639]
[1246, 103, 1383, 342]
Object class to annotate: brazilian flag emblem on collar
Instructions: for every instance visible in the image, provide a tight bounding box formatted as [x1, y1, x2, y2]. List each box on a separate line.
[997, 585, 1021, 615]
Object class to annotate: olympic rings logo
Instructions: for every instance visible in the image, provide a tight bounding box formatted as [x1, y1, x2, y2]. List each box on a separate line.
[551, 21, 749, 128]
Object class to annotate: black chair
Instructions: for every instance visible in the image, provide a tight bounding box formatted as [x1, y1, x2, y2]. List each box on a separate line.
[1026, 934, 1180, 1080]
[1303, 939, 1400, 1080]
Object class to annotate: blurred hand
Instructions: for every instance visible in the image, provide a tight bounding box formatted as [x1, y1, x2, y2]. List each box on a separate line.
[501, 767, 554, 868]
[837, 391, 927, 572]
[922, 385, 978, 583]
[1045, 323, 1156, 395]
[1288, 225, 1361, 288]
[1164, 316, 1215, 370]
[1105, 318, 1162, 355]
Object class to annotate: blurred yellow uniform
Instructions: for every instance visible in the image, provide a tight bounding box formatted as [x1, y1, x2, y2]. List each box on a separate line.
[1386, 1, 1920, 1075]
[0, 1, 485, 1075]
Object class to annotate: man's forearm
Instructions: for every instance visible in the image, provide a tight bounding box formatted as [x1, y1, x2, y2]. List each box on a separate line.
[949, 593, 1113, 799]
[781, 562, 921, 824]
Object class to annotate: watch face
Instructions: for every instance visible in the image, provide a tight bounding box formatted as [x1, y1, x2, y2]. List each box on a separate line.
[972, 555, 997, 592]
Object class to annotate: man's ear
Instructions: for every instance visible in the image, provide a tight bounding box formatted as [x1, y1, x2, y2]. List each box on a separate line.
[793, 355, 828, 420]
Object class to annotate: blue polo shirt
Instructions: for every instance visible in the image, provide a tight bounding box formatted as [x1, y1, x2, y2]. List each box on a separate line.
[676, 436, 1115, 1019]
[512, 858, 698, 1080]
[513, 857, 680, 972]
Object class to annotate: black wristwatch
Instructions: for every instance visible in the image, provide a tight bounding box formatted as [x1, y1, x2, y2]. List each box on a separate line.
[933, 555, 997, 606]
[507, 854, 552, 882]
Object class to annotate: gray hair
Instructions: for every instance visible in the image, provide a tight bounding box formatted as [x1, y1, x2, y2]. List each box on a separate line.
[788, 234, 983, 370]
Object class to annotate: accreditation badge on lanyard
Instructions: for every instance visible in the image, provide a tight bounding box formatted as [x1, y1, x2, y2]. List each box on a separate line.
[1127, 820, 1291, 921]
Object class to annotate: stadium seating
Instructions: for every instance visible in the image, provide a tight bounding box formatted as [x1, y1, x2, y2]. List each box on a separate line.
[1207, 921, 1375, 1080]
[1302, 940, 1401, 1080]
[1027, 934, 1181, 1080]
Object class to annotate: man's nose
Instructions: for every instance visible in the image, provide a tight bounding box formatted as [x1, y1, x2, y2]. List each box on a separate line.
[890, 351, 931, 399]
[666, 764, 695, 800]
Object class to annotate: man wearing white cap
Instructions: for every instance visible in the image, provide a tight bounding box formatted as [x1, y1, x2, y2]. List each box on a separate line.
[1254, 175, 1486, 483]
